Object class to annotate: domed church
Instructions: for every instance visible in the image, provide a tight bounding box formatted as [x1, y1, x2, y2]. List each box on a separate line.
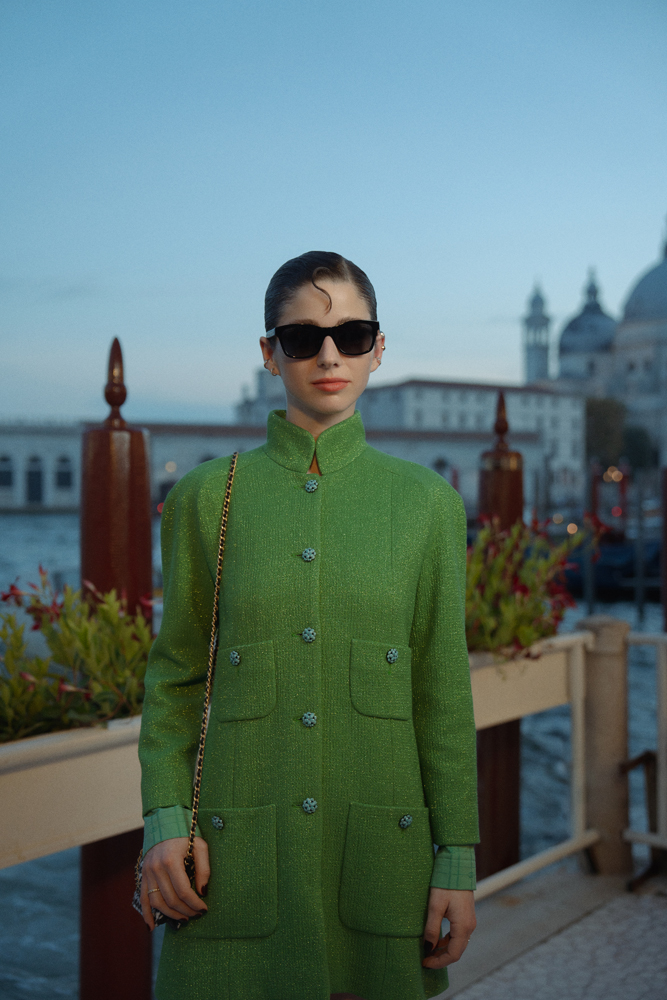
[558, 270, 616, 397]
[526, 226, 667, 462]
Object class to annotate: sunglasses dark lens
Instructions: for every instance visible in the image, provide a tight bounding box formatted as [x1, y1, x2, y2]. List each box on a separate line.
[335, 321, 376, 355]
[278, 326, 323, 358]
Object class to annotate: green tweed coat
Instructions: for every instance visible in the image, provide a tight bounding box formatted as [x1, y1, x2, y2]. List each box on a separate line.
[139, 409, 479, 1000]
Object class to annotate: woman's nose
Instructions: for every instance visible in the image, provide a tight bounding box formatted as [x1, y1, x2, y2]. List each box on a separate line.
[317, 335, 341, 365]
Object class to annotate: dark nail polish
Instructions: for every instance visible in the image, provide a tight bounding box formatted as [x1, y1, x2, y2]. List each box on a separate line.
[423, 940, 434, 957]
[201, 884, 208, 897]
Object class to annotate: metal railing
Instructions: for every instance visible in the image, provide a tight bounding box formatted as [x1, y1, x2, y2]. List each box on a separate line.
[624, 632, 667, 852]
[475, 631, 601, 900]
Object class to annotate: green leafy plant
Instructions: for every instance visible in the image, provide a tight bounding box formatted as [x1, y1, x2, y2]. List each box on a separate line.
[0, 568, 153, 743]
[465, 518, 595, 657]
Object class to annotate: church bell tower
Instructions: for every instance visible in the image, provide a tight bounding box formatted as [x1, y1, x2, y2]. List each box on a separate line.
[523, 285, 551, 383]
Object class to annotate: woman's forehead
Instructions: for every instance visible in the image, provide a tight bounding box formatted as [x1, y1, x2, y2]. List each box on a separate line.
[279, 279, 371, 324]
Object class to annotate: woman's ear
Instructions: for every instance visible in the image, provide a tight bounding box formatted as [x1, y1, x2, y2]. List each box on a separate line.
[260, 336, 280, 377]
[369, 332, 385, 372]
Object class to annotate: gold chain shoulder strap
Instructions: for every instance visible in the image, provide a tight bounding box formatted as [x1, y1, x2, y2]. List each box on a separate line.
[185, 451, 239, 873]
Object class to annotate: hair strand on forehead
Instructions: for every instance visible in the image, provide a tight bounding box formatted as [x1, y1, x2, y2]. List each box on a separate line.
[310, 267, 333, 313]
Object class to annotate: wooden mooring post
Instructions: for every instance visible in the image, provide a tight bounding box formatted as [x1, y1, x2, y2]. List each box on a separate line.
[79, 339, 153, 1000]
[577, 615, 633, 875]
[476, 392, 523, 878]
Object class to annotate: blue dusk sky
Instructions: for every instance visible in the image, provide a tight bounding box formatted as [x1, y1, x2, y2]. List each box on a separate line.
[1, 0, 666, 424]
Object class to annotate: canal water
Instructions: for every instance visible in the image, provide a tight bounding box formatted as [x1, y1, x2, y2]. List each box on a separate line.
[0, 516, 661, 998]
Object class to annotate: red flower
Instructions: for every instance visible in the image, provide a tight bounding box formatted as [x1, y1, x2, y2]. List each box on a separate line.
[1, 582, 25, 605]
[57, 679, 91, 701]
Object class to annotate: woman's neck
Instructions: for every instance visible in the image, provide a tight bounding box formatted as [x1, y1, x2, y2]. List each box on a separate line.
[284, 399, 356, 475]
[284, 399, 356, 460]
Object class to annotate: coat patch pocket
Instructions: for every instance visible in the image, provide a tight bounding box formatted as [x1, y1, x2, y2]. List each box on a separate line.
[188, 804, 277, 939]
[349, 640, 412, 720]
[215, 640, 276, 721]
[339, 801, 433, 937]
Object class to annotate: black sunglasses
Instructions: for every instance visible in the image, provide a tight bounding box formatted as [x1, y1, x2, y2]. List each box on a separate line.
[267, 320, 380, 359]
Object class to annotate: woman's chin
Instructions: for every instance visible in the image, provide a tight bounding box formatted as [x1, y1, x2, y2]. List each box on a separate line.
[303, 392, 358, 419]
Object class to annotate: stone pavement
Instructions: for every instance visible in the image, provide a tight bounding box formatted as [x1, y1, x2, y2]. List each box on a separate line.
[449, 875, 667, 1000]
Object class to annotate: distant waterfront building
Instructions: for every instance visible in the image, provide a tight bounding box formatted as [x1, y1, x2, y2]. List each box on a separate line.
[0, 373, 586, 520]
[525, 223, 667, 462]
[0, 424, 79, 512]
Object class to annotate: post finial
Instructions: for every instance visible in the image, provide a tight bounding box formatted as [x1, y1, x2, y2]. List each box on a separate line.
[104, 338, 127, 428]
[494, 391, 509, 449]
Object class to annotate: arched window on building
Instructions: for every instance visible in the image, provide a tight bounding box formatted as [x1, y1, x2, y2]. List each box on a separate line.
[26, 456, 43, 504]
[55, 455, 73, 489]
[0, 455, 13, 488]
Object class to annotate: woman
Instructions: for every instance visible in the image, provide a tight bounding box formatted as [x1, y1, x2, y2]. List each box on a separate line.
[138, 251, 479, 1000]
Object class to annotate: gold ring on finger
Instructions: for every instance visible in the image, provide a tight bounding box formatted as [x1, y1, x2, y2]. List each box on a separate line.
[148, 887, 161, 895]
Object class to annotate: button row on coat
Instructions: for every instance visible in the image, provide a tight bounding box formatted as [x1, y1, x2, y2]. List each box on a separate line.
[304, 479, 319, 493]
[213, 807, 410, 828]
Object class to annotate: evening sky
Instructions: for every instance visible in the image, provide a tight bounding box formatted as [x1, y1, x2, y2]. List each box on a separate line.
[1, 0, 666, 422]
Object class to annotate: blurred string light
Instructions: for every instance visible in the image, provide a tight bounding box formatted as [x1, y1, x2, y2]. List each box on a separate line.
[612, 506, 622, 517]
[165, 461, 177, 473]
[567, 523, 578, 534]
[603, 466, 624, 483]
[552, 513, 564, 524]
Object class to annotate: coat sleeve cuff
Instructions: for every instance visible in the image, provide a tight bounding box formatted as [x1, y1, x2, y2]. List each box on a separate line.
[143, 805, 202, 856]
[430, 845, 477, 890]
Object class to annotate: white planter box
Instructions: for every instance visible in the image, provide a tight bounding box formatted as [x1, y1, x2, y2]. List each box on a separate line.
[470, 638, 572, 730]
[0, 716, 142, 869]
[0, 634, 584, 871]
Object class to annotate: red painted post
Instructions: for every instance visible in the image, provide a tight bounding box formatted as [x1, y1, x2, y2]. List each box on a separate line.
[476, 391, 524, 879]
[79, 339, 153, 1000]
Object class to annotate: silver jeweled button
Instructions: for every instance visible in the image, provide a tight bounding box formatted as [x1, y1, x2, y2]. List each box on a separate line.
[386, 648, 399, 664]
[305, 479, 319, 493]
[301, 628, 316, 643]
[302, 798, 318, 814]
[399, 814, 412, 829]
[301, 547, 316, 562]
[301, 711, 317, 727]
[229, 650, 241, 665]
[211, 815, 224, 830]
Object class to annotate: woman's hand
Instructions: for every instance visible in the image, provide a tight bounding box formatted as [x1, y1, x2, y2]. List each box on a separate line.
[421, 887, 476, 969]
[140, 836, 210, 930]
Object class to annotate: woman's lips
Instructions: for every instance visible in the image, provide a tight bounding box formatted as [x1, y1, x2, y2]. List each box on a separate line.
[312, 379, 350, 392]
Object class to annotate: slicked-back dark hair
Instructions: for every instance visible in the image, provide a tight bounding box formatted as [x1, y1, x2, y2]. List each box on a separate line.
[264, 251, 377, 331]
